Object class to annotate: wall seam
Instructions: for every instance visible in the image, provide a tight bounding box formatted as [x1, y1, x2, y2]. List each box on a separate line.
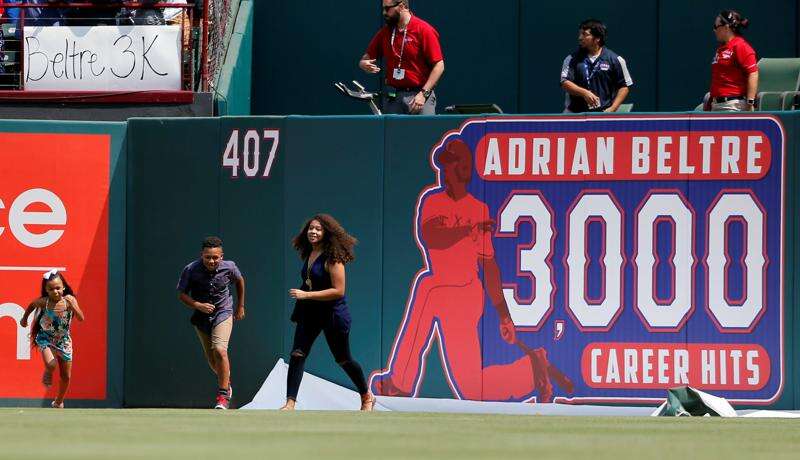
[655, 0, 661, 111]
[517, 0, 522, 113]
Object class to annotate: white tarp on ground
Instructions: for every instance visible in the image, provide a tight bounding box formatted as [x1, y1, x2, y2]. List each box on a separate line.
[650, 386, 800, 418]
[244, 359, 800, 418]
[739, 410, 800, 418]
[651, 386, 738, 417]
[242, 359, 651, 416]
[242, 358, 378, 411]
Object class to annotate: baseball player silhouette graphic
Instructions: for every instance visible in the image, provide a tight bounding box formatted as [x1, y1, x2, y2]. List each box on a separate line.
[370, 139, 572, 402]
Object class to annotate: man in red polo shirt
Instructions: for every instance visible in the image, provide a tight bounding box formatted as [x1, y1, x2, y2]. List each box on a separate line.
[359, 0, 444, 115]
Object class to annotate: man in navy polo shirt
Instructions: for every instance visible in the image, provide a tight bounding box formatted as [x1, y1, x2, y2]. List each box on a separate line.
[560, 19, 633, 113]
[177, 236, 246, 409]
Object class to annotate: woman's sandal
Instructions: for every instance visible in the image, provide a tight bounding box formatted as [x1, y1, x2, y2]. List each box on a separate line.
[360, 392, 376, 411]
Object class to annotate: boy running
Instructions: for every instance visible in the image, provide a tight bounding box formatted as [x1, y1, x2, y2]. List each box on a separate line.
[177, 236, 245, 409]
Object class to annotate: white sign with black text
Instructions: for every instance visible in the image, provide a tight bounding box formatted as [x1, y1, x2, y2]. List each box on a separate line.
[24, 25, 182, 91]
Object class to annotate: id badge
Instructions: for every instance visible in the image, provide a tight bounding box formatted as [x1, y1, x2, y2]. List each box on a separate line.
[392, 68, 405, 80]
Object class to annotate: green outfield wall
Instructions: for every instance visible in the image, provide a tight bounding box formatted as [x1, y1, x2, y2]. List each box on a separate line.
[122, 113, 798, 409]
[216, 0, 254, 116]
[1, 113, 798, 409]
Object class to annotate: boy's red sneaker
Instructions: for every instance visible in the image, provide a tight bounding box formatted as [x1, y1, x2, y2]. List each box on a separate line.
[214, 394, 230, 410]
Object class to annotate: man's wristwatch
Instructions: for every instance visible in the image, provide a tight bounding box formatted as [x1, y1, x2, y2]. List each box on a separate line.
[746, 98, 756, 106]
[422, 89, 433, 99]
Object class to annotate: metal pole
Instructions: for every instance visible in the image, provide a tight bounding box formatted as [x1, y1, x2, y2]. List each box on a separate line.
[199, 1, 210, 92]
[19, 6, 25, 90]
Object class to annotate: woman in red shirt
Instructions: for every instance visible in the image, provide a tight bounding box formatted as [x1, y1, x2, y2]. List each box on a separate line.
[708, 10, 759, 111]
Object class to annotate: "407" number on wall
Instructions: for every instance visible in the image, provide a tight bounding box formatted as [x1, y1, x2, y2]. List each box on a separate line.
[222, 129, 280, 178]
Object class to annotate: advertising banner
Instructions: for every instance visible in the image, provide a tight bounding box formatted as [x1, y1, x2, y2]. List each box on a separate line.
[0, 133, 110, 399]
[370, 115, 785, 405]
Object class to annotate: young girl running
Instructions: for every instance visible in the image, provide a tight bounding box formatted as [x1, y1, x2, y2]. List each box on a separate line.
[20, 270, 85, 408]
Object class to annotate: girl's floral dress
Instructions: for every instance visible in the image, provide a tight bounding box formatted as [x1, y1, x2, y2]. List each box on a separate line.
[35, 298, 74, 361]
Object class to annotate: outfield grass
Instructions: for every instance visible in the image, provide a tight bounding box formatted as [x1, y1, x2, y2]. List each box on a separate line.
[0, 408, 798, 459]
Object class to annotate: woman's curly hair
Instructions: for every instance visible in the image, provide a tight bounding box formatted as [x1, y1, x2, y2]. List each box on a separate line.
[292, 214, 357, 264]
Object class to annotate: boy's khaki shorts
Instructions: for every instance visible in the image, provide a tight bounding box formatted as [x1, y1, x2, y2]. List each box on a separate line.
[195, 316, 233, 366]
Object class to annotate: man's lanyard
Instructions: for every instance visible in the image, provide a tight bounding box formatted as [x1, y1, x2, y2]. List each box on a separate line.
[582, 52, 602, 82]
[390, 26, 409, 69]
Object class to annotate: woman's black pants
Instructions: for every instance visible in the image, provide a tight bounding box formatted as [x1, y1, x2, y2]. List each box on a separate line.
[286, 320, 369, 400]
